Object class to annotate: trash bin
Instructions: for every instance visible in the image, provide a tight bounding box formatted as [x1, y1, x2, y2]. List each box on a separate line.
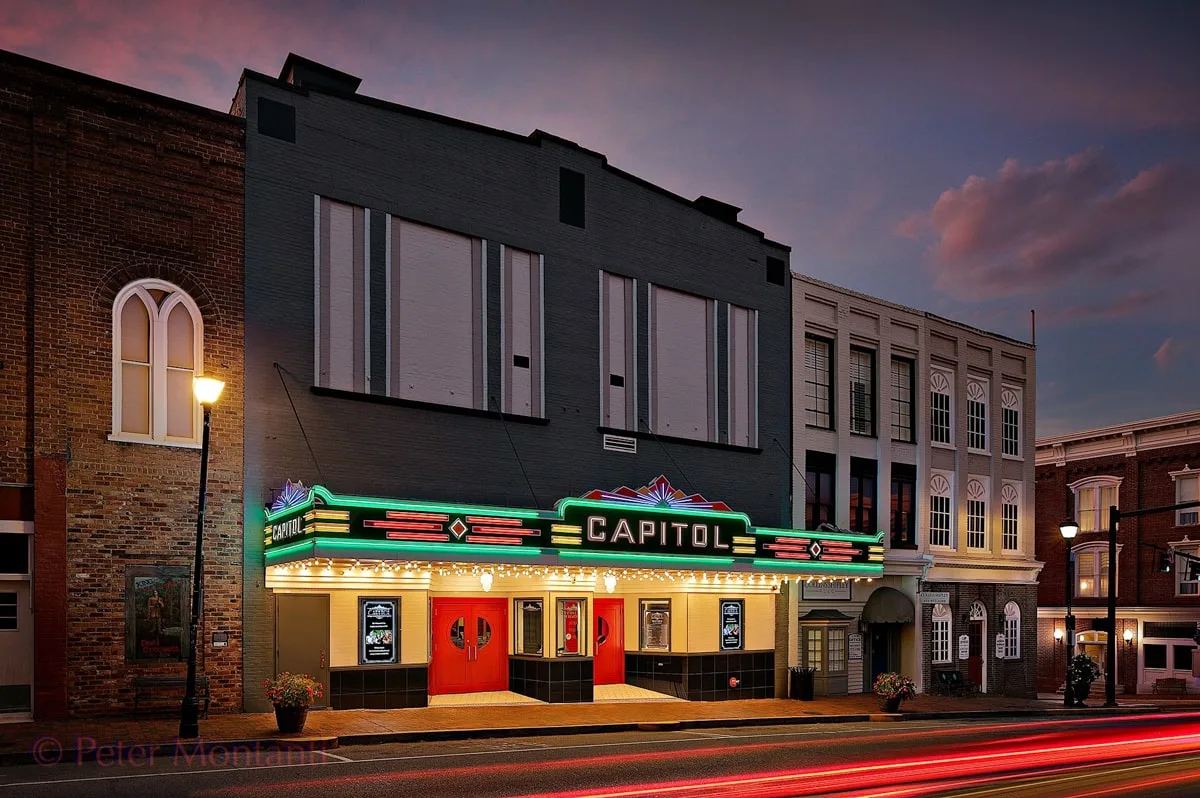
[789, 667, 815, 701]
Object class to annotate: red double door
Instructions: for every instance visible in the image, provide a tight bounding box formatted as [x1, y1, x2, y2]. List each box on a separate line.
[593, 599, 625, 686]
[430, 599, 508, 695]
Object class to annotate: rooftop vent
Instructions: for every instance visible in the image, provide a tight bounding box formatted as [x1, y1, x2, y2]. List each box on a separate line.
[279, 54, 362, 94]
[602, 434, 637, 454]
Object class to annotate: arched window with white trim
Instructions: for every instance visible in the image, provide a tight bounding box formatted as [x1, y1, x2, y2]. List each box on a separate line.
[932, 603, 952, 664]
[1070, 476, 1122, 534]
[112, 280, 204, 446]
[1004, 601, 1021, 659]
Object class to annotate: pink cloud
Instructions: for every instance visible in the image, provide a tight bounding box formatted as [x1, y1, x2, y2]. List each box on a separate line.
[901, 149, 1200, 301]
[1153, 337, 1189, 371]
[1044, 289, 1172, 325]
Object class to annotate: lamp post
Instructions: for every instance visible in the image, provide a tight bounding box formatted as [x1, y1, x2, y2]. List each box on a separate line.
[180, 376, 225, 739]
[1059, 519, 1079, 708]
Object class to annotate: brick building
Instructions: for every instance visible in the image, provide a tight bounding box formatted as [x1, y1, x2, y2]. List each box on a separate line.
[0, 50, 244, 718]
[1035, 410, 1200, 695]
[790, 276, 1040, 698]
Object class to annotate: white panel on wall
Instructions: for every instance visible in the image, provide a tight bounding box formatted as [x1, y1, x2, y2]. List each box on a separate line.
[392, 220, 476, 408]
[505, 247, 536, 415]
[602, 273, 634, 429]
[326, 200, 357, 392]
[728, 304, 757, 447]
[652, 286, 713, 441]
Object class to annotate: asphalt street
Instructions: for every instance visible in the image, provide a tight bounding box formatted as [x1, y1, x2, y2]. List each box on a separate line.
[3, 712, 1199, 797]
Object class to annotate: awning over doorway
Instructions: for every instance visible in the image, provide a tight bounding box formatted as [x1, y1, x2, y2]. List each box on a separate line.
[861, 587, 914, 624]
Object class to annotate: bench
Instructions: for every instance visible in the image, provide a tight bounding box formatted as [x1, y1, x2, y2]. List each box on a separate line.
[1152, 677, 1188, 695]
[133, 676, 210, 717]
[932, 670, 975, 696]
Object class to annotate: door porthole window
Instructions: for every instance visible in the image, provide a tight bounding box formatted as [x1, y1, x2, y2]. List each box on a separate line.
[596, 615, 610, 646]
[450, 617, 466, 649]
[476, 616, 492, 649]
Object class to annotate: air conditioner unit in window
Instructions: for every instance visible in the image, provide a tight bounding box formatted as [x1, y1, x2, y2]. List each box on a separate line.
[602, 434, 637, 454]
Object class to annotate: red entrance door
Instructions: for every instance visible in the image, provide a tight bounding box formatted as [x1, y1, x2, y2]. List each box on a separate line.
[594, 599, 625, 685]
[968, 620, 984, 689]
[430, 599, 508, 695]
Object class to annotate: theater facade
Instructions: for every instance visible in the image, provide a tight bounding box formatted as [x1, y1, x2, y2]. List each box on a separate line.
[263, 478, 883, 707]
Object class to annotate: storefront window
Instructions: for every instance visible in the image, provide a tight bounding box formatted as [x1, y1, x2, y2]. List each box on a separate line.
[557, 598, 585, 656]
[805, 628, 823, 671]
[828, 628, 847, 673]
[514, 599, 543, 655]
[640, 599, 671, 651]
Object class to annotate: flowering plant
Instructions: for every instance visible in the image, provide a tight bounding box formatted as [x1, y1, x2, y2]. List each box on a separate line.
[264, 672, 323, 708]
[873, 672, 917, 700]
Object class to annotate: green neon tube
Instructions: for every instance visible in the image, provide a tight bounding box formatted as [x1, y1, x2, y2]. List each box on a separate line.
[751, 559, 882, 574]
[265, 540, 317, 561]
[557, 550, 737, 566]
[266, 484, 545, 523]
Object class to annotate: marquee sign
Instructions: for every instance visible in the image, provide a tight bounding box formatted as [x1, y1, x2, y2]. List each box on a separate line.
[263, 476, 884, 575]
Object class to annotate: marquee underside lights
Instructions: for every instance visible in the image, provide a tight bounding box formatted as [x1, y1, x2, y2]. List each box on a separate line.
[262, 476, 884, 577]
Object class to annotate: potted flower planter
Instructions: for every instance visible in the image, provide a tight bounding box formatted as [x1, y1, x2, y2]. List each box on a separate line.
[274, 704, 309, 733]
[264, 672, 323, 734]
[873, 672, 916, 714]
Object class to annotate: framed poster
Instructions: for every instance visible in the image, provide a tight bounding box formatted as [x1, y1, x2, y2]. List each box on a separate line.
[125, 565, 189, 662]
[994, 633, 1006, 659]
[801, 580, 851, 601]
[719, 599, 744, 651]
[641, 599, 671, 651]
[958, 634, 970, 661]
[359, 598, 399, 665]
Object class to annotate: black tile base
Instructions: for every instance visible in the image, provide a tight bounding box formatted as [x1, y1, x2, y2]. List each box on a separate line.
[330, 665, 428, 710]
[510, 655, 594, 703]
[625, 651, 775, 701]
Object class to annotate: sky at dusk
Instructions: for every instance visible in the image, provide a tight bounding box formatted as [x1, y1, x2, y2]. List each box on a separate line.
[5, 0, 1198, 437]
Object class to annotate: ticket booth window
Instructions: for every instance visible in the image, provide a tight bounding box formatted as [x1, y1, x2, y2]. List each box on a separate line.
[515, 599, 544, 655]
[557, 598, 586, 656]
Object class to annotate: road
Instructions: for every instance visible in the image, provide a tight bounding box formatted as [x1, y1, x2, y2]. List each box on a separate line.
[3, 712, 1199, 797]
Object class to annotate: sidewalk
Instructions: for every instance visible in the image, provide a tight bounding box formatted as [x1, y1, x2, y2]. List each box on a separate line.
[1, 692, 1187, 766]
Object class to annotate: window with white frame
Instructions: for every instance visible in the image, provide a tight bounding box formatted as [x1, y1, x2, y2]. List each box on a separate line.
[600, 272, 636, 430]
[930, 472, 953, 547]
[1071, 476, 1121, 534]
[930, 369, 953, 445]
[501, 245, 545, 418]
[1171, 542, 1200, 596]
[804, 335, 833, 429]
[1001, 483, 1020, 552]
[1073, 541, 1121, 598]
[1001, 387, 1021, 457]
[849, 347, 875, 436]
[890, 357, 914, 442]
[1171, 467, 1199, 527]
[967, 380, 987, 451]
[967, 478, 987, 549]
[112, 280, 204, 445]
[1003, 602, 1021, 659]
[932, 604, 951, 663]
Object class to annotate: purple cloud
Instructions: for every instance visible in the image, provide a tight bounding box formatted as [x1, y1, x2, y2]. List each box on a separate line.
[901, 149, 1200, 301]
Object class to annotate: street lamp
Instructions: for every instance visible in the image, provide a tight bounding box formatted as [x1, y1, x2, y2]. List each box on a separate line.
[180, 376, 225, 739]
[1059, 519, 1079, 707]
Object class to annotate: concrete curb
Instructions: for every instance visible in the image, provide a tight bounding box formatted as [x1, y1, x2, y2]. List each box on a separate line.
[0, 705, 1176, 767]
[335, 705, 1166, 747]
[0, 735, 338, 768]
